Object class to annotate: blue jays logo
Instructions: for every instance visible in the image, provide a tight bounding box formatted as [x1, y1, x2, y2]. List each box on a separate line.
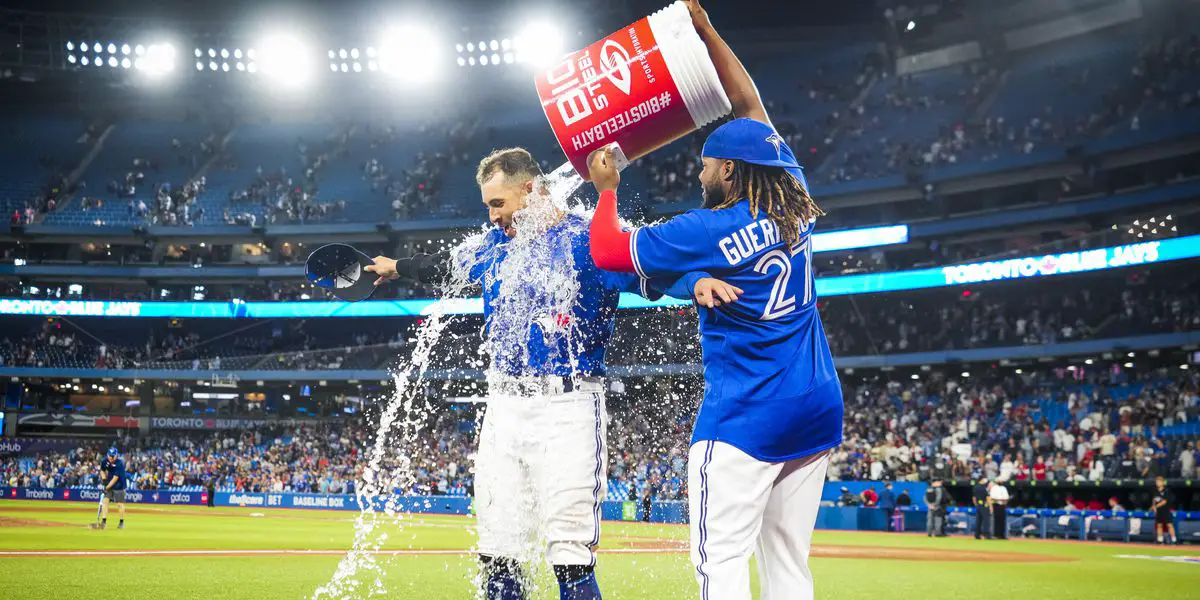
[765, 133, 784, 158]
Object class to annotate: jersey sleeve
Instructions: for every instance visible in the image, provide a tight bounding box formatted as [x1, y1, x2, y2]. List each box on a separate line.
[630, 211, 719, 278]
[604, 270, 710, 301]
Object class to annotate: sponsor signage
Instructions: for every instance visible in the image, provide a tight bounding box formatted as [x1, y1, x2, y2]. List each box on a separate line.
[0, 439, 86, 456]
[0, 487, 204, 505]
[150, 417, 320, 430]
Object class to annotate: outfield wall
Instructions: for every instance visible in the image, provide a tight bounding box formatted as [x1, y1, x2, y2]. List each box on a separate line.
[3, 487, 1197, 544]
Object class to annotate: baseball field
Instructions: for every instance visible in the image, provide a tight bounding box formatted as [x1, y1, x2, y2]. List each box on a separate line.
[0, 500, 1195, 599]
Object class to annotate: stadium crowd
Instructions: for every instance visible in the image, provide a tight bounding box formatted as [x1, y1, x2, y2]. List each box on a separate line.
[3, 367, 1197, 505]
[2, 270, 1197, 373]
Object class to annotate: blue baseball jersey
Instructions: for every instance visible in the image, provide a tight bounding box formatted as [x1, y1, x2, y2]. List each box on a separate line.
[461, 213, 685, 378]
[630, 185, 844, 460]
[103, 458, 127, 490]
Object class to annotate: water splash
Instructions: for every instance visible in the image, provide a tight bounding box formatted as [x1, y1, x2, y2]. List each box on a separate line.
[314, 162, 594, 599]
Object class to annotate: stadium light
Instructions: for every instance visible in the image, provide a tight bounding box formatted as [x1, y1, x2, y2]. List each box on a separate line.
[135, 43, 177, 78]
[255, 34, 314, 88]
[513, 21, 565, 67]
[377, 24, 444, 83]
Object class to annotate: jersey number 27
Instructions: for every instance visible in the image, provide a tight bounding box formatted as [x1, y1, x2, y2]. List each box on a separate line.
[751, 238, 812, 321]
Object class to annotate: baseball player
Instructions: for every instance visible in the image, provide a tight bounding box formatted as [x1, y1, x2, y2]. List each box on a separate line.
[97, 447, 127, 530]
[586, 1, 844, 598]
[366, 147, 706, 600]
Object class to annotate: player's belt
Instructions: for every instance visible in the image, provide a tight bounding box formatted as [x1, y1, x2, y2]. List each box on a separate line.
[493, 375, 604, 396]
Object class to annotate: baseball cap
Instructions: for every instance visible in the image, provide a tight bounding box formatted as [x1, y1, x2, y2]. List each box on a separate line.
[107, 447, 118, 457]
[305, 243, 378, 302]
[701, 118, 808, 188]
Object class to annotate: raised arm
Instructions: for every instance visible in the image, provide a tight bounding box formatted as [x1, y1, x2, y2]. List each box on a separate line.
[366, 251, 451, 286]
[686, 0, 771, 126]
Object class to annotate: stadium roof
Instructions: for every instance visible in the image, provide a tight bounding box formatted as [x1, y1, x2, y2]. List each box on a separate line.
[4, 0, 880, 31]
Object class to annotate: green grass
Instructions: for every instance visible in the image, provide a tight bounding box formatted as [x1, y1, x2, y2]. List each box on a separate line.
[0, 501, 1196, 599]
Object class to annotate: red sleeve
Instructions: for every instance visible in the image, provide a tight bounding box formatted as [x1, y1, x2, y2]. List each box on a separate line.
[588, 189, 635, 272]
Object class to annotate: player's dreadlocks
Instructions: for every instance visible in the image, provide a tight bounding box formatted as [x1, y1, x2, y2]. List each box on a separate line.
[714, 161, 825, 246]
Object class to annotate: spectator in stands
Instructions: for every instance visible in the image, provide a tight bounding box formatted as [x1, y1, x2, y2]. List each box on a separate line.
[1180, 442, 1196, 479]
[861, 487, 879, 507]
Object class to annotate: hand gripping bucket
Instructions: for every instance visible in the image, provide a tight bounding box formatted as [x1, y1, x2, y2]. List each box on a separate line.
[535, 1, 731, 179]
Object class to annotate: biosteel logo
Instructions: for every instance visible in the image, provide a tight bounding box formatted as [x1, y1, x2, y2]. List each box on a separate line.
[599, 40, 632, 95]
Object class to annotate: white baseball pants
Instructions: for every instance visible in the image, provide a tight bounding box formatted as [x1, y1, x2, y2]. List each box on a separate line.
[474, 384, 608, 566]
[689, 441, 830, 600]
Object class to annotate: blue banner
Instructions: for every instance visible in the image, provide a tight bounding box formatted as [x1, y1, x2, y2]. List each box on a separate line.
[0, 235, 1196, 319]
[216, 491, 473, 514]
[1, 487, 206, 505]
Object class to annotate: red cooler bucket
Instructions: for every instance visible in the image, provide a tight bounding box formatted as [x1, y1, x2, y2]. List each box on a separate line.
[535, 1, 731, 180]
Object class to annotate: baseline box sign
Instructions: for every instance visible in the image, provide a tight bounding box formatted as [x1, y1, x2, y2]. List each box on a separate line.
[151, 417, 319, 430]
[217, 492, 472, 514]
[1, 487, 205, 505]
[218, 491, 359, 510]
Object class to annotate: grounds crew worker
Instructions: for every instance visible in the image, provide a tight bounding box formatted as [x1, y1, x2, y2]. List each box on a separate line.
[973, 478, 991, 539]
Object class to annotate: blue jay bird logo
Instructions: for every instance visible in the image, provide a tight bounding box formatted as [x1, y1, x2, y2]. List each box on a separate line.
[765, 133, 784, 159]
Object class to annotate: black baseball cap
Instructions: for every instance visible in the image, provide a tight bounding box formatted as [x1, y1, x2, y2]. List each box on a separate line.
[304, 243, 377, 302]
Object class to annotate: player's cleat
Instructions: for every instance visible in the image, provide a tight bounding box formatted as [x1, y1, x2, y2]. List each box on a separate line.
[118, 521, 124, 530]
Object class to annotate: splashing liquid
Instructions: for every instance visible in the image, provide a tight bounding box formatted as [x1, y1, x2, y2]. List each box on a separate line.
[314, 162, 594, 599]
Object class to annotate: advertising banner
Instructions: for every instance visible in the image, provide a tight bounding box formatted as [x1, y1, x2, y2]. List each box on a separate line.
[149, 417, 320, 431]
[0, 438, 88, 456]
[216, 492, 471, 514]
[1, 487, 205, 505]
